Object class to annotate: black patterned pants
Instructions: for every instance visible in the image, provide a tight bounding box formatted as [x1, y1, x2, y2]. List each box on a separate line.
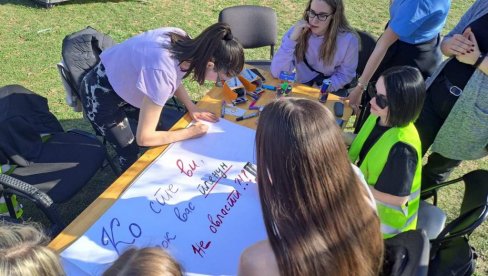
[80, 62, 140, 172]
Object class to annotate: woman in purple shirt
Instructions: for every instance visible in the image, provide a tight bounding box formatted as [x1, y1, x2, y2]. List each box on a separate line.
[80, 23, 244, 171]
[270, 0, 358, 93]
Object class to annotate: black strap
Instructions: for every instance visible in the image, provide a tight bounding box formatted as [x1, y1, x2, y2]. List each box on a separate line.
[302, 55, 330, 87]
[302, 54, 322, 75]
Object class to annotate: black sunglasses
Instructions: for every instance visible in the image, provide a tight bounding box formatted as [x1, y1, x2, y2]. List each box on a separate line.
[374, 94, 389, 109]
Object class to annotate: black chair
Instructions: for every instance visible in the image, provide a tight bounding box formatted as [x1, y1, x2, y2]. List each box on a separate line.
[417, 170, 488, 275]
[334, 29, 376, 98]
[218, 5, 278, 71]
[356, 30, 377, 77]
[0, 84, 116, 235]
[382, 229, 430, 276]
[0, 174, 63, 235]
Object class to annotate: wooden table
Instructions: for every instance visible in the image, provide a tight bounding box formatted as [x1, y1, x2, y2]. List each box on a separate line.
[48, 70, 352, 253]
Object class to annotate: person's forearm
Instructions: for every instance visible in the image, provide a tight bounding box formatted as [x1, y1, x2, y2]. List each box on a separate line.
[358, 44, 389, 85]
[329, 38, 358, 91]
[270, 28, 297, 78]
[357, 27, 398, 86]
[174, 85, 197, 112]
[136, 127, 196, 147]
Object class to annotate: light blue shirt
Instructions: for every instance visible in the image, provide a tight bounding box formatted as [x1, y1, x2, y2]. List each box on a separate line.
[389, 0, 451, 44]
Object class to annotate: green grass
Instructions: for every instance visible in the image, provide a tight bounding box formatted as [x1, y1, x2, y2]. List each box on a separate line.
[1, 0, 486, 274]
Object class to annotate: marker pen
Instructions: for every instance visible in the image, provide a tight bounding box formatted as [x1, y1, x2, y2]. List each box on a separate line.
[221, 100, 226, 118]
[236, 112, 260, 121]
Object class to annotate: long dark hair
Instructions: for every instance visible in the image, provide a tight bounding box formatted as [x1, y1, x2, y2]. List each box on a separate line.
[296, 0, 355, 65]
[255, 98, 383, 276]
[166, 23, 244, 85]
[380, 66, 426, 127]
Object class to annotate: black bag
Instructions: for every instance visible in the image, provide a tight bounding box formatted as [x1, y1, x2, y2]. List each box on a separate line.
[428, 237, 477, 276]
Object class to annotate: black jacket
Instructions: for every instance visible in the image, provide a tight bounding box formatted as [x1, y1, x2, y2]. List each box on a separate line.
[0, 85, 63, 166]
[61, 26, 116, 95]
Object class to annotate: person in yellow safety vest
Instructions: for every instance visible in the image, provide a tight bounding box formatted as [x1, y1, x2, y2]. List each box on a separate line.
[348, 66, 425, 238]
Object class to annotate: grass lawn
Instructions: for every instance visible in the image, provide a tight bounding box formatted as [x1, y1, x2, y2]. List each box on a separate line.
[1, 0, 486, 274]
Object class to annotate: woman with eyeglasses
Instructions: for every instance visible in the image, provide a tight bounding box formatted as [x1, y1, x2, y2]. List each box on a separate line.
[238, 98, 383, 276]
[345, 0, 450, 129]
[80, 23, 244, 171]
[270, 0, 358, 93]
[348, 66, 426, 238]
[415, 0, 488, 190]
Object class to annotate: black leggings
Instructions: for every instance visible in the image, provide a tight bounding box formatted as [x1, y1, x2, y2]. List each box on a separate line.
[80, 62, 140, 172]
[414, 72, 462, 188]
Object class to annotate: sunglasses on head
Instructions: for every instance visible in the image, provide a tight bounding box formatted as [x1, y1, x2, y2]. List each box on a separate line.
[374, 94, 389, 109]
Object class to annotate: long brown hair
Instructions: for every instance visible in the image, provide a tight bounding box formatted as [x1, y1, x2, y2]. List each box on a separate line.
[295, 0, 355, 65]
[255, 98, 383, 276]
[166, 23, 244, 85]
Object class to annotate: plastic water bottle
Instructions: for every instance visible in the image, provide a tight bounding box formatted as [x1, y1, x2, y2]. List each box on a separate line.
[319, 79, 331, 103]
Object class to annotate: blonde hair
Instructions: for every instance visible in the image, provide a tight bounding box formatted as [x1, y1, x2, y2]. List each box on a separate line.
[0, 222, 65, 276]
[103, 247, 182, 276]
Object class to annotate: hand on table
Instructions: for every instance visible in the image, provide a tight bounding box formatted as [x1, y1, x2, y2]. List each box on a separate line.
[455, 28, 481, 66]
[290, 20, 310, 41]
[189, 107, 219, 123]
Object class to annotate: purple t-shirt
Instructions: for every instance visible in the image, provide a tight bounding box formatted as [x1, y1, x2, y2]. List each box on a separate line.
[270, 26, 358, 91]
[100, 27, 186, 108]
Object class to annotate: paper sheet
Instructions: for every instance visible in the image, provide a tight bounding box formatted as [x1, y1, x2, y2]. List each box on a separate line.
[60, 119, 267, 276]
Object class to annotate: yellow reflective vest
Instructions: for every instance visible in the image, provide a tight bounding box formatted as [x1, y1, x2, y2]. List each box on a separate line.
[349, 115, 421, 238]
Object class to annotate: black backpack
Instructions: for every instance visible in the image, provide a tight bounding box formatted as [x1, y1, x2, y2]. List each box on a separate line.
[428, 237, 477, 275]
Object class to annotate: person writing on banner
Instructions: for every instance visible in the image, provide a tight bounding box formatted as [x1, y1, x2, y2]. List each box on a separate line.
[345, 0, 450, 130]
[80, 23, 244, 171]
[238, 98, 383, 276]
[415, 0, 488, 189]
[270, 0, 358, 93]
[348, 66, 425, 238]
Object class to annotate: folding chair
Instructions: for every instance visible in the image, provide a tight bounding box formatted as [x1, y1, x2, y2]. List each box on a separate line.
[218, 5, 278, 72]
[0, 84, 116, 235]
[417, 170, 488, 275]
[382, 229, 430, 276]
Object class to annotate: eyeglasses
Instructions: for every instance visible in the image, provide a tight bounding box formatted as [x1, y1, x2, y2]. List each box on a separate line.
[374, 94, 389, 109]
[307, 10, 333, 21]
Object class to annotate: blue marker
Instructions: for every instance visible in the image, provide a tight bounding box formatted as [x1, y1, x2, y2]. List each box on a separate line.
[262, 84, 276, 91]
